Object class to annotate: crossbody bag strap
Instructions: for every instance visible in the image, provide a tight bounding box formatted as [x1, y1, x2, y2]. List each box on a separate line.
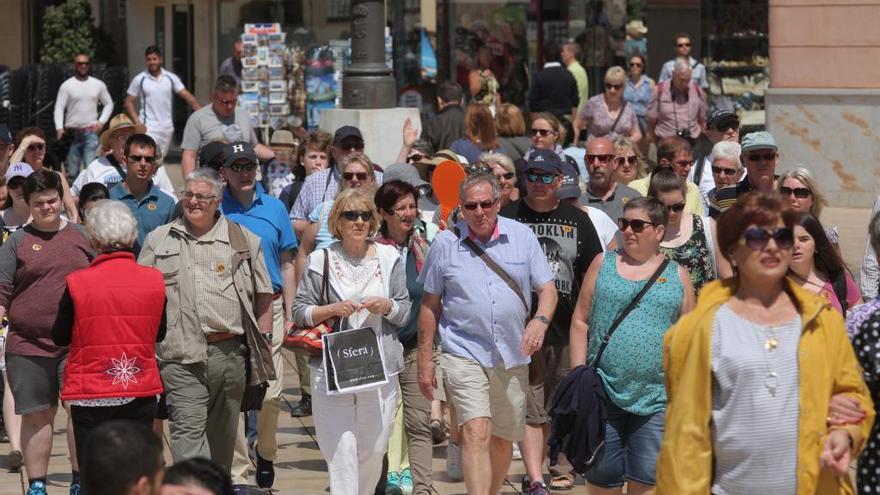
[456, 228, 529, 314]
[320, 248, 330, 304]
[609, 100, 628, 134]
[593, 258, 670, 367]
[228, 220, 257, 302]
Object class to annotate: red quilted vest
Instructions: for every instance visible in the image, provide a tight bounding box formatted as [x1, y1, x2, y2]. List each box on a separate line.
[61, 251, 165, 400]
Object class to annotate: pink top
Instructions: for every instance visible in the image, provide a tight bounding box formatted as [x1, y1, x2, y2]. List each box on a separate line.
[817, 271, 861, 315]
[578, 94, 638, 142]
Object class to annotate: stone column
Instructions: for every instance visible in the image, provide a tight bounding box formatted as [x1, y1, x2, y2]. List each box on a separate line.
[342, 0, 396, 109]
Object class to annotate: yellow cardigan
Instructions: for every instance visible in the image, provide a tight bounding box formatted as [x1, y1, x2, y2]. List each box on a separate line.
[656, 278, 874, 495]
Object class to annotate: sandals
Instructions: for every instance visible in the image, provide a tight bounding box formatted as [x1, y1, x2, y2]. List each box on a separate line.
[549, 474, 574, 490]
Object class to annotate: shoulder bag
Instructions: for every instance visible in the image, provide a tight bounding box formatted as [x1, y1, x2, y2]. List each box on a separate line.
[283, 248, 336, 356]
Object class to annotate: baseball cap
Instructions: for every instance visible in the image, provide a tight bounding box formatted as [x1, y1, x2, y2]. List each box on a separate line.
[707, 105, 739, 130]
[332, 126, 363, 146]
[525, 149, 563, 174]
[5, 162, 34, 182]
[556, 161, 582, 200]
[0, 125, 12, 145]
[221, 142, 258, 168]
[741, 131, 777, 153]
[198, 142, 227, 170]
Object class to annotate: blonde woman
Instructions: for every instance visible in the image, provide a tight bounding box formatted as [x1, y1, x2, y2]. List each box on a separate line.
[613, 137, 646, 185]
[480, 152, 519, 205]
[778, 166, 839, 246]
[573, 66, 642, 145]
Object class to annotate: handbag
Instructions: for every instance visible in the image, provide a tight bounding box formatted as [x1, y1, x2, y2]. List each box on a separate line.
[548, 257, 670, 473]
[284, 248, 335, 356]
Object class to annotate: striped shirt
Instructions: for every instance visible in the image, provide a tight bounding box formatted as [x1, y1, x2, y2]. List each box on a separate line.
[710, 303, 800, 495]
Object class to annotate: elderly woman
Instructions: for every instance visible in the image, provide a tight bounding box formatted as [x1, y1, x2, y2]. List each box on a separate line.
[613, 137, 646, 185]
[449, 103, 500, 164]
[777, 166, 841, 248]
[374, 180, 440, 494]
[480, 151, 519, 206]
[572, 66, 642, 146]
[656, 191, 874, 495]
[0, 170, 93, 495]
[495, 103, 531, 161]
[292, 188, 411, 495]
[570, 197, 694, 495]
[52, 200, 166, 476]
[12, 127, 80, 223]
[706, 140, 742, 205]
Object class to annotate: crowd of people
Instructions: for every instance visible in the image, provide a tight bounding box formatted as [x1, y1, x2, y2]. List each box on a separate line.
[0, 33, 879, 495]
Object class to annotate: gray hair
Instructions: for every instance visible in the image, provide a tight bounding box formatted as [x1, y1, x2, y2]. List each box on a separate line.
[84, 200, 138, 252]
[672, 57, 692, 74]
[186, 167, 224, 197]
[459, 172, 501, 202]
[710, 141, 742, 169]
[479, 151, 515, 174]
[870, 210, 880, 257]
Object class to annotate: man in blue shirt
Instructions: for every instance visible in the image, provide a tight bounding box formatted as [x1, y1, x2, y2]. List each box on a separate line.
[109, 133, 175, 253]
[219, 142, 297, 491]
[417, 173, 558, 495]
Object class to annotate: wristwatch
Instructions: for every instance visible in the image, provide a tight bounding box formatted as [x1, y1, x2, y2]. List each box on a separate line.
[533, 315, 551, 325]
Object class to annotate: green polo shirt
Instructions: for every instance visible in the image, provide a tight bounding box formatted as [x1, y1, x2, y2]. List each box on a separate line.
[568, 60, 589, 109]
[110, 181, 176, 253]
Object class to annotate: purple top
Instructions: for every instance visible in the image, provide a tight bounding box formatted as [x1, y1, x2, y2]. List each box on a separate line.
[578, 94, 638, 143]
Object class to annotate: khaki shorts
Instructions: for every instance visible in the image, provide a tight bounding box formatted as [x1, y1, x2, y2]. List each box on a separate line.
[525, 343, 570, 426]
[440, 353, 528, 442]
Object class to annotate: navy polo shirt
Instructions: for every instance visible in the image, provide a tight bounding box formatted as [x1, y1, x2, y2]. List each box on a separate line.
[110, 181, 176, 254]
[221, 187, 298, 292]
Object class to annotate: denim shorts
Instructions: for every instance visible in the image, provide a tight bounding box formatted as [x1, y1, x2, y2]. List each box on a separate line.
[585, 401, 665, 488]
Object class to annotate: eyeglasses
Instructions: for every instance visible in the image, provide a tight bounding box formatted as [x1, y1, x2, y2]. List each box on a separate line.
[530, 128, 554, 137]
[342, 172, 369, 181]
[27, 143, 45, 152]
[407, 153, 424, 163]
[128, 154, 157, 164]
[605, 83, 623, 91]
[630, 62, 643, 68]
[716, 122, 739, 133]
[462, 199, 498, 211]
[677, 42, 691, 47]
[743, 227, 794, 251]
[665, 202, 686, 213]
[228, 161, 257, 173]
[616, 156, 638, 166]
[587, 154, 614, 164]
[780, 186, 812, 199]
[618, 217, 655, 233]
[495, 172, 515, 181]
[712, 166, 738, 176]
[526, 172, 556, 184]
[338, 142, 365, 152]
[182, 191, 217, 202]
[465, 164, 491, 176]
[75, 61, 91, 66]
[340, 210, 374, 222]
[745, 152, 776, 162]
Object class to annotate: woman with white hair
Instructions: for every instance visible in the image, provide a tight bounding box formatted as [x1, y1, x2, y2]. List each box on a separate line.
[572, 66, 642, 145]
[706, 140, 742, 206]
[52, 199, 167, 469]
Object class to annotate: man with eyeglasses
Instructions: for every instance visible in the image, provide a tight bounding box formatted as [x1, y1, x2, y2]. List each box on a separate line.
[709, 131, 780, 218]
[180, 75, 275, 178]
[289, 125, 383, 238]
[658, 33, 708, 91]
[583, 137, 642, 222]
[109, 133, 175, 254]
[689, 106, 740, 204]
[630, 137, 705, 215]
[418, 172, 557, 495]
[500, 149, 602, 495]
[218, 142, 297, 492]
[139, 167, 274, 477]
[54, 53, 114, 180]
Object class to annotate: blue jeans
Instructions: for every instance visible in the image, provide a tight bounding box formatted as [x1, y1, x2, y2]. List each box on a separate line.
[65, 129, 99, 178]
[585, 401, 665, 488]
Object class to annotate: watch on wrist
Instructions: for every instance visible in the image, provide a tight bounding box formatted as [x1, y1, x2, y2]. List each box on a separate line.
[533, 315, 550, 325]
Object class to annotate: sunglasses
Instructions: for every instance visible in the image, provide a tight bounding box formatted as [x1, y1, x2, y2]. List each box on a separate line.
[495, 172, 515, 180]
[743, 227, 794, 251]
[677, 42, 691, 47]
[228, 161, 257, 172]
[605, 83, 623, 91]
[616, 156, 638, 166]
[630, 62, 643, 67]
[746, 152, 776, 162]
[465, 164, 491, 176]
[27, 143, 45, 152]
[129, 154, 157, 164]
[218, 97, 236, 105]
[587, 154, 613, 164]
[665, 202, 686, 213]
[716, 122, 739, 133]
[526, 172, 556, 184]
[462, 199, 498, 211]
[531, 128, 554, 137]
[75, 61, 91, 66]
[339, 142, 365, 152]
[340, 210, 373, 222]
[407, 153, 424, 163]
[343, 171, 369, 181]
[780, 186, 811, 199]
[712, 166, 738, 176]
[618, 217, 656, 233]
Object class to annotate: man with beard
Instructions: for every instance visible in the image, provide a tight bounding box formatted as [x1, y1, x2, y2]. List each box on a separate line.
[500, 149, 603, 494]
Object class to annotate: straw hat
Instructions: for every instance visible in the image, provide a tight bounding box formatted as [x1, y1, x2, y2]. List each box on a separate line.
[100, 114, 146, 149]
[626, 20, 648, 38]
[269, 130, 298, 151]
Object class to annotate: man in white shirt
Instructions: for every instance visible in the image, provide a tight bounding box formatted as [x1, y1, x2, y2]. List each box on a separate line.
[54, 53, 113, 180]
[124, 45, 201, 160]
[658, 33, 709, 93]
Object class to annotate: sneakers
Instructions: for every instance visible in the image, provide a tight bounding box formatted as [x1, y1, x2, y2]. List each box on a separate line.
[525, 481, 551, 495]
[69, 481, 80, 495]
[290, 394, 312, 417]
[385, 471, 404, 495]
[8, 449, 22, 472]
[446, 442, 463, 481]
[27, 481, 47, 495]
[399, 468, 413, 494]
[254, 447, 275, 489]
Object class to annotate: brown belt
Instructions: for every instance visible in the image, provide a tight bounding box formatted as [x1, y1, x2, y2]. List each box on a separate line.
[205, 332, 241, 344]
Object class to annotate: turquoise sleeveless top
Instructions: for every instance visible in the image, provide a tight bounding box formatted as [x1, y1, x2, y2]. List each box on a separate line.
[587, 250, 683, 415]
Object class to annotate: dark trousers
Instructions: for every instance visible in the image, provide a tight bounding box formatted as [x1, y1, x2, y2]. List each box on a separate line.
[71, 396, 158, 472]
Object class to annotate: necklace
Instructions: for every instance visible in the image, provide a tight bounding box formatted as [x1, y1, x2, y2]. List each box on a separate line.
[750, 320, 782, 395]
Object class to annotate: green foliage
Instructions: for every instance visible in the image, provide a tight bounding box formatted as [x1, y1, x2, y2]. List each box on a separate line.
[40, 0, 97, 63]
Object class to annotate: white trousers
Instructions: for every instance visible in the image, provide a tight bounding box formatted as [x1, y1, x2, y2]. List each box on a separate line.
[146, 127, 174, 160]
[312, 371, 398, 495]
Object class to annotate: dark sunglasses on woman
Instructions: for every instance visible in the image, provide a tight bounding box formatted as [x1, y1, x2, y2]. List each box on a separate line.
[616, 156, 638, 166]
[779, 186, 811, 199]
[743, 227, 794, 251]
[342, 172, 369, 181]
[618, 218, 655, 233]
[530, 128, 554, 137]
[341, 210, 373, 222]
[665, 202, 686, 213]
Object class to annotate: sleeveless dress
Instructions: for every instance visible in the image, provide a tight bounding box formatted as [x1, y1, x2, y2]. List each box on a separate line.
[846, 299, 880, 493]
[659, 216, 715, 294]
[586, 251, 683, 415]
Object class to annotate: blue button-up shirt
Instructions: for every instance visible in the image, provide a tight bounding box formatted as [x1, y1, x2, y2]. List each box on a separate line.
[419, 216, 554, 368]
[221, 188, 298, 292]
[110, 181, 175, 254]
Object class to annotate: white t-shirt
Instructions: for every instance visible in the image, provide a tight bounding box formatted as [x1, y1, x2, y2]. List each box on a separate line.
[71, 156, 177, 200]
[54, 76, 113, 130]
[127, 69, 186, 131]
[585, 206, 619, 251]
